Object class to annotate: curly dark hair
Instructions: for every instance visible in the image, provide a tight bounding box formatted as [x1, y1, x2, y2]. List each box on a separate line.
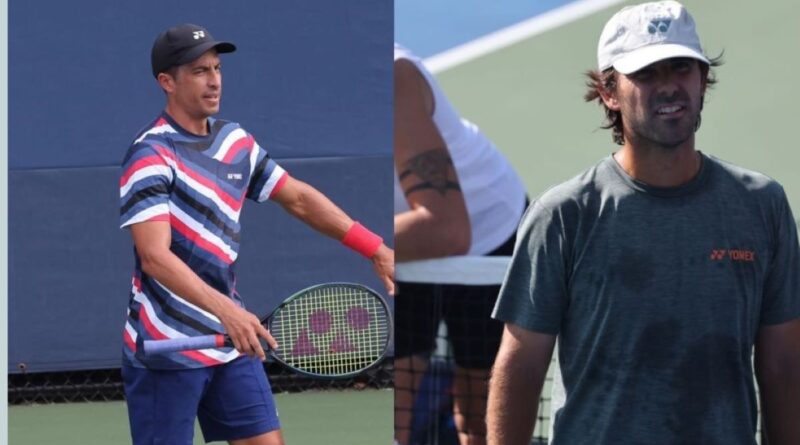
[584, 56, 724, 145]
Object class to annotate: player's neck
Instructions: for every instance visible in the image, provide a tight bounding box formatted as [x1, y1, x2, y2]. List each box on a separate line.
[614, 139, 701, 188]
[164, 104, 210, 136]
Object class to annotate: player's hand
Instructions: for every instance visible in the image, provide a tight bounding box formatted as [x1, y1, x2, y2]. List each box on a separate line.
[371, 244, 395, 296]
[217, 301, 277, 361]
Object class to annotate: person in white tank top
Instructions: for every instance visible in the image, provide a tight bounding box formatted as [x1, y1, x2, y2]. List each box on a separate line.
[394, 43, 527, 445]
[394, 44, 526, 258]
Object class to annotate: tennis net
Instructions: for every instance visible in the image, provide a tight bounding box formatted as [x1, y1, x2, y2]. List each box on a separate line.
[395, 255, 552, 445]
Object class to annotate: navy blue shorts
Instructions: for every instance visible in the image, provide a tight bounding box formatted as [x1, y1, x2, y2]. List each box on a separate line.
[122, 356, 280, 444]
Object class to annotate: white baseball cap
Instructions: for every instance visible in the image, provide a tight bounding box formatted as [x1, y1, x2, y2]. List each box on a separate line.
[597, 1, 709, 74]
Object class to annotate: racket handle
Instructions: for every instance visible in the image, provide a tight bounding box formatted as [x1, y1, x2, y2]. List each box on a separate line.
[142, 335, 228, 355]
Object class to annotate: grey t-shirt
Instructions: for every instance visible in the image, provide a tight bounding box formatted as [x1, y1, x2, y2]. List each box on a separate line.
[493, 153, 800, 445]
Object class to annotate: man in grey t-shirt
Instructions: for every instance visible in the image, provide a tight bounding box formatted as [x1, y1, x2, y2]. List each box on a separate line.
[487, 2, 800, 445]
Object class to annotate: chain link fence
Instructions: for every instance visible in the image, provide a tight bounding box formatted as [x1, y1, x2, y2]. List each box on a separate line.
[9, 358, 393, 405]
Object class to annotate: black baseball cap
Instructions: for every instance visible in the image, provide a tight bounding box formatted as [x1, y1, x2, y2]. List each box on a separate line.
[151, 24, 236, 78]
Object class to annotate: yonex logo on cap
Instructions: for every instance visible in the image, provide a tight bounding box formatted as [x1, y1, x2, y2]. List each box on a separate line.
[596, 1, 709, 74]
[648, 19, 672, 34]
[151, 24, 236, 78]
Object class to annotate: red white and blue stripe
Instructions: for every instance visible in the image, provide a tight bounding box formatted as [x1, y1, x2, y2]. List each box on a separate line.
[120, 113, 288, 369]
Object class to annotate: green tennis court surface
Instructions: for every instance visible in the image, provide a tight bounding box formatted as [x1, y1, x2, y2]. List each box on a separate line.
[9, 389, 392, 444]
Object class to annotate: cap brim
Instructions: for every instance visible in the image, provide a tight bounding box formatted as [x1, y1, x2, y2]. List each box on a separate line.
[176, 40, 237, 66]
[613, 44, 709, 75]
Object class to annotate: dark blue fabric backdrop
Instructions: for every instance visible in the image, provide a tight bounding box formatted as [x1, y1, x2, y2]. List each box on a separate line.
[9, 0, 392, 372]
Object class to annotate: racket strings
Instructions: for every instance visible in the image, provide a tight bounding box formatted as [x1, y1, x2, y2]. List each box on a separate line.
[270, 284, 389, 376]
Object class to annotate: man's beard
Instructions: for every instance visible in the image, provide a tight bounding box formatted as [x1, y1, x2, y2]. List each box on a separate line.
[626, 93, 702, 150]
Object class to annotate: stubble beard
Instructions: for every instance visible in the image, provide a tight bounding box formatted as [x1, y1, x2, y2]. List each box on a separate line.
[190, 98, 219, 121]
[625, 98, 701, 151]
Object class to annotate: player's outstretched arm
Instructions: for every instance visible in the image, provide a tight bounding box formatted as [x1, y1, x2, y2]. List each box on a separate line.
[394, 58, 470, 262]
[130, 220, 277, 360]
[271, 176, 395, 295]
[487, 323, 556, 445]
[755, 318, 800, 445]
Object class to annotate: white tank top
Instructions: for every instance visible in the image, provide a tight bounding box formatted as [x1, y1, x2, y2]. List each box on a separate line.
[394, 44, 527, 255]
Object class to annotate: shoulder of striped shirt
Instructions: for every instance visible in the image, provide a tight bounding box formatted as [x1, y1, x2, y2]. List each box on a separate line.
[133, 126, 178, 146]
[131, 118, 260, 156]
[131, 138, 176, 161]
[216, 120, 258, 142]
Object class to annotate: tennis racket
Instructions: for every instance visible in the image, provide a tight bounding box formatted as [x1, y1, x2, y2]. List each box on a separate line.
[138, 282, 392, 379]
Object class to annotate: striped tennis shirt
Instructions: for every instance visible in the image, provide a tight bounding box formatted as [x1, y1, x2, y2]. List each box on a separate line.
[119, 113, 288, 369]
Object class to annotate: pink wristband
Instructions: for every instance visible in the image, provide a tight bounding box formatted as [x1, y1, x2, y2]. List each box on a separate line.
[342, 222, 383, 258]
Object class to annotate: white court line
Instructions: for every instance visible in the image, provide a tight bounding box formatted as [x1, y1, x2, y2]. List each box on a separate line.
[424, 0, 627, 74]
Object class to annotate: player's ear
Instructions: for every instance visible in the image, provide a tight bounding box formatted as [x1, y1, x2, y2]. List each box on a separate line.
[598, 86, 620, 111]
[157, 71, 176, 94]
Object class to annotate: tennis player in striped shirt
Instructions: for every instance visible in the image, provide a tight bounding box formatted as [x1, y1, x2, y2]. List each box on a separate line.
[119, 24, 393, 445]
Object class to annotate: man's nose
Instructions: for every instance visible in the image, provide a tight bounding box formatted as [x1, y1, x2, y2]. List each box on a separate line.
[208, 71, 221, 88]
[653, 68, 682, 97]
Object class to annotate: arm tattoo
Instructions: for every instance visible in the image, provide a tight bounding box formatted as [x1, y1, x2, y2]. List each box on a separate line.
[398, 148, 460, 197]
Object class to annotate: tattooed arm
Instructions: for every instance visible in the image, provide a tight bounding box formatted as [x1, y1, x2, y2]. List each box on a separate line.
[394, 58, 470, 262]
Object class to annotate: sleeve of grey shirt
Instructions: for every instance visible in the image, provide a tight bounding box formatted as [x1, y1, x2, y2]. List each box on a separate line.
[492, 199, 569, 335]
[760, 185, 800, 325]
